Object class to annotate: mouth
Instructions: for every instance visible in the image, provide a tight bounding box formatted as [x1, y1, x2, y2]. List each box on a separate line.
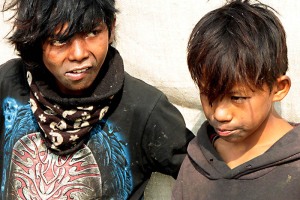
[65, 66, 92, 80]
[71, 68, 89, 73]
[68, 67, 91, 74]
[215, 128, 235, 137]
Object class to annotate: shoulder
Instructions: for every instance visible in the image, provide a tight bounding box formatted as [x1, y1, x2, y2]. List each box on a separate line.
[122, 72, 165, 103]
[123, 73, 163, 94]
[119, 72, 187, 128]
[0, 58, 29, 100]
[0, 58, 24, 70]
[0, 58, 25, 78]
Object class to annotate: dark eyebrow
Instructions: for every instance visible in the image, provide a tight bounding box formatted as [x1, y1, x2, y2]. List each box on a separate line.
[228, 87, 252, 95]
[47, 31, 74, 42]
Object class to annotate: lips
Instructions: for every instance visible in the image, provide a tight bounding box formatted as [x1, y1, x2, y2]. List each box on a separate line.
[215, 128, 235, 137]
[70, 68, 90, 73]
[65, 66, 92, 80]
[68, 66, 91, 74]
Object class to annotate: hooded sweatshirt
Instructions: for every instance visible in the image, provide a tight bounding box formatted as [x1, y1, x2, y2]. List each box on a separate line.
[0, 47, 194, 200]
[172, 121, 300, 200]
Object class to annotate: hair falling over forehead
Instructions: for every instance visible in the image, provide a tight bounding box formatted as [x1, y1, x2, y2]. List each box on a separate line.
[2, 0, 117, 66]
[187, 0, 287, 105]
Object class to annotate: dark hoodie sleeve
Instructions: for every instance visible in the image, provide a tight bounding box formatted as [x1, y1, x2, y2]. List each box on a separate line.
[141, 93, 194, 178]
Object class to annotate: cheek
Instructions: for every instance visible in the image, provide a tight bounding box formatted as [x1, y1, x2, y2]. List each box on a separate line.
[88, 34, 109, 55]
[42, 55, 58, 73]
[200, 100, 213, 119]
[42, 47, 64, 72]
[93, 44, 109, 62]
[42, 46, 56, 67]
[243, 99, 271, 128]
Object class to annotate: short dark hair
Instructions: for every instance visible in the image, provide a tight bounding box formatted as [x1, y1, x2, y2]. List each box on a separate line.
[3, 0, 117, 66]
[187, 0, 287, 104]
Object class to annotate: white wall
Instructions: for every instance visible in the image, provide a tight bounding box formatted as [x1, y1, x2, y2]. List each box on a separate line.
[115, 0, 300, 133]
[1, 0, 300, 199]
[0, 1, 16, 64]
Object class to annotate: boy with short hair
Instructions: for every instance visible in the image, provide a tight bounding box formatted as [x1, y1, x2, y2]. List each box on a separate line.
[172, 0, 300, 199]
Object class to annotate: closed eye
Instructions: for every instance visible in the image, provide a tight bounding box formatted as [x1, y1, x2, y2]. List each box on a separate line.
[50, 39, 67, 47]
[47, 35, 70, 47]
[231, 96, 249, 103]
[86, 25, 105, 38]
[86, 30, 101, 37]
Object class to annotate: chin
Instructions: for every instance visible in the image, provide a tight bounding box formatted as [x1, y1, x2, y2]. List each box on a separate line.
[221, 134, 245, 143]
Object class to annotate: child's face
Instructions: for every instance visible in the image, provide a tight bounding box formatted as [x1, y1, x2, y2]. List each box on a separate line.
[42, 21, 112, 96]
[200, 83, 275, 144]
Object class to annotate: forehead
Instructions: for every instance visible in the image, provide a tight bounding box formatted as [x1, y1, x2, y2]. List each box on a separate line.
[49, 20, 105, 37]
[230, 84, 253, 93]
[229, 83, 270, 95]
[52, 23, 69, 35]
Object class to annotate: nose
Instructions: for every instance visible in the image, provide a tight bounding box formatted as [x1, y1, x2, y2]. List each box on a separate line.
[213, 100, 233, 123]
[68, 36, 89, 62]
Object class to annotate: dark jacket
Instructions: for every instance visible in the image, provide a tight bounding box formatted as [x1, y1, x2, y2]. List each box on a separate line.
[173, 121, 300, 200]
[0, 49, 194, 200]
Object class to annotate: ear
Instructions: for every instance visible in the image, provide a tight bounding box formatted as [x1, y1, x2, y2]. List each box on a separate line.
[272, 75, 291, 102]
[109, 16, 116, 44]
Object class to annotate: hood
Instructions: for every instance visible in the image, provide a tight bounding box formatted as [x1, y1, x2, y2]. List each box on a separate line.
[188, 121, 300, 180]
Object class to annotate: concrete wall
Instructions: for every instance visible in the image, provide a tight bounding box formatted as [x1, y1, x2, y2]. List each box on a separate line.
[1, 0, 300, 199]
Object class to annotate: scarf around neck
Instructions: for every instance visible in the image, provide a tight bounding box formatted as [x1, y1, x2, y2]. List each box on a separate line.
[26, 47, 124, 155]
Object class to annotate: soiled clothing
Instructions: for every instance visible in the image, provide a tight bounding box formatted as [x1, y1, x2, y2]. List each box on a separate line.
[0, 47, 194, 200]
[172, 121, 300, 200]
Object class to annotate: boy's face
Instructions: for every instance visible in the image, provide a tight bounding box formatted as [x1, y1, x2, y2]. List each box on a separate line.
[200, 83, 275, 144]
[42, 21, 112, 95]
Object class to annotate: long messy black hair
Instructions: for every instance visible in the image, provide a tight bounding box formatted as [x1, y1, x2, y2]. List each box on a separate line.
[3, 0, 117, 66]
